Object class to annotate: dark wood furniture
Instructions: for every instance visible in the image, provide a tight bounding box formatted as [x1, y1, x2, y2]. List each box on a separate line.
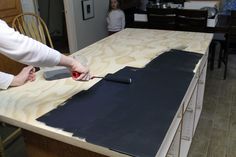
[147, 8, 176, 30]
[220, 11, 236, 79]
[120, 0, 140, 9]
[175, 9, 208, 32]
[0, 124, 22, 157]
[23, 130, 107, 157]
[127, 9, 230, 33]
[209, 11, 236, 79]
[210, 33, 226, 71]
[0, 55, 26, 75]
[0, 0, 22, 26]
[204, 14, 230, 73]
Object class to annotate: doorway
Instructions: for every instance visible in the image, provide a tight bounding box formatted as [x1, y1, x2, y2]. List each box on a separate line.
[36, 0, 69, 54]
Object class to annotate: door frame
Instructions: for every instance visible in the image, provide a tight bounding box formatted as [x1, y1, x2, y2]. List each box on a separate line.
[33, 0, 78, 53]
[63, 0, 78, 53]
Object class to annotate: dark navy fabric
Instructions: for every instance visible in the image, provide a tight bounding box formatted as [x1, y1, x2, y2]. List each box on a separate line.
[37, 50, 203, 157]
[145, 49, 203, 72]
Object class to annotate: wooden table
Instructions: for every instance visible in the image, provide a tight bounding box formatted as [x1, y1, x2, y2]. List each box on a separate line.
[0, 28, 213, 157]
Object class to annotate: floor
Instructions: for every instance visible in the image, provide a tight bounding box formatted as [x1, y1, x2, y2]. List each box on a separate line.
[1, 53, 236, 157]
[188, 54, 236, 157]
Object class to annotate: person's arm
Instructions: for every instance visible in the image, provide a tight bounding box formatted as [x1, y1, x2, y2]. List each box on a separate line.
[0, 20, 61, 67]
[0, 66, 35, 90]
[0, 55, 90, 90]
[0, 20, 90, 84]
[0, 72, 14, 90]
[106, 13, 110, 24]
[121, 11, 126, 29]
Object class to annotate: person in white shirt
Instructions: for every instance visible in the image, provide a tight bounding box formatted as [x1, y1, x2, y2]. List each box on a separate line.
[0, 19, 90, 90]
[107, 0, 125, 35]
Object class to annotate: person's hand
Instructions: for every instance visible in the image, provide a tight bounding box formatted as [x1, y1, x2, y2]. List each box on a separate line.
[70, 58, 90, 81]
[10, 66, 36, 87]
[59, 55, 90, 81]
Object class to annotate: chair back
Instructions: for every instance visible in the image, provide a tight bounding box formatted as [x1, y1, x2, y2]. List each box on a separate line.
[12, 13, 53, 48]
[226, 11, 236, 54]
[147, 8, 176, 30]
[175, 9, 208, 32]
[230, 10, 236, 26]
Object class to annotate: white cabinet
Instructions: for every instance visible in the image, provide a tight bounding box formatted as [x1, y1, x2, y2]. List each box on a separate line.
[156, 54, 208, 157]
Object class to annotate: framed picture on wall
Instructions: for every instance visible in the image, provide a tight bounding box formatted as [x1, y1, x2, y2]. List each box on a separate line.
[81, 0, 94, 20]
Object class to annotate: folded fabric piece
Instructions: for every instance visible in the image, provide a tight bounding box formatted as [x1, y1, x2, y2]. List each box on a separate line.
[37, 50, 203, 157]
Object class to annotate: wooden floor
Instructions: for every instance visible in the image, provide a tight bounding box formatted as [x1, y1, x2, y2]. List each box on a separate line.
[2, 54, 236, 157]
[188, 53, 236, 157]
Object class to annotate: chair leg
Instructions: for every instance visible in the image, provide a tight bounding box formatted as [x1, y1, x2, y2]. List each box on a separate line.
[0, 137, 5, 157]
[209, 42, 216, 70]
[218, 46, 223, 68]
[224, 62, 227, 80]
[2, 128, 21, 147]
[224, 52, 228, 80]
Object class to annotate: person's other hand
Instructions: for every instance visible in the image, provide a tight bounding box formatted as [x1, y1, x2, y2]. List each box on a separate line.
[10, 66, 36, 87]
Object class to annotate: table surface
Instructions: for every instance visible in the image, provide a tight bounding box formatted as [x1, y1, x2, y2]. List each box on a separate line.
[0, 28, 213, 156]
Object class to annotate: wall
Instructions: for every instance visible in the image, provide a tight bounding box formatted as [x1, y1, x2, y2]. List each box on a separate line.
[73, 0, 109, 50]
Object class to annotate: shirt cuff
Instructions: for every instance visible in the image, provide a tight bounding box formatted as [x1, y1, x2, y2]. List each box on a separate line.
[0, 72, 14, 90]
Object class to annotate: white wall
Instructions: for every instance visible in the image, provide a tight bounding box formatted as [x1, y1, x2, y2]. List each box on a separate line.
[73, 0, 109, 50]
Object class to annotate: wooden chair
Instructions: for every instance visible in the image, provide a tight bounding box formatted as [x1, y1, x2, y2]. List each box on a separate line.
[175, 9, 208, 32]
[147, 8, 176, 30]
[12, 12, 54, 48]
[0, 123, 22, 157]
[0, 13, 54, 156]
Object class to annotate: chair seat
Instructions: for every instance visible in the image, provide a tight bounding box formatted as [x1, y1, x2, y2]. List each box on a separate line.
[213, 33, 226, 42]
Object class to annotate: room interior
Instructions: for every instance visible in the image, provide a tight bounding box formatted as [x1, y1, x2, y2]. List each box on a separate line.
[0, 0, 236, 157]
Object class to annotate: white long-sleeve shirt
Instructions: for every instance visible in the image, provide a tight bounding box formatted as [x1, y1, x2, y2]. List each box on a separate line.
[107, 9, 125, 32]
[0, 19, 61, 89]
